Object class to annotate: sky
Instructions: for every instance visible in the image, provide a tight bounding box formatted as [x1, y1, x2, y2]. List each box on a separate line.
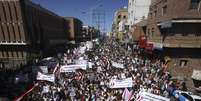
[31, 0, 128, 32]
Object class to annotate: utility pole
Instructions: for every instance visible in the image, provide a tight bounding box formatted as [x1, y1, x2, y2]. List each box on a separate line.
[92, 7, 106, 36]
[90, 27, 93, 41]
[81, 3, 105, 41]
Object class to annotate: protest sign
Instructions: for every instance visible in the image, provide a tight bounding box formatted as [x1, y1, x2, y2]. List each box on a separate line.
[39, 66, 48, 74]
[36, 72, 55, 82]
[42, 85, 50, 93]
[112, 61, 124, 69]
[88, 62, 93, 68]
[86, 41, 93, 49]
[136, 91, 170, 101]
[60, 64, 87, 73]
[75, 60, 88, 65]
[109, 77, 133, 88]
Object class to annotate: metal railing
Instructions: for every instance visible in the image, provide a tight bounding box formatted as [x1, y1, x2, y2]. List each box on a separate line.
[0, 41, 28, 45]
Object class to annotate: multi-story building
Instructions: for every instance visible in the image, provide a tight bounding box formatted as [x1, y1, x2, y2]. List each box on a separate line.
[0, 0, 68, 69]
[118, 19, 127, 32]
[132, 20, 148, 41]
[64, 17, 83, 43]
[128, 0, 151, 30]
[147, 0, 201, 91]
[112, 7, 128, 33]
[82, 26, 100, 42]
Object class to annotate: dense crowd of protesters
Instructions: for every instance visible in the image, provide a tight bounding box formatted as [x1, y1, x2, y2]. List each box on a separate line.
[22, 38, 187, 101]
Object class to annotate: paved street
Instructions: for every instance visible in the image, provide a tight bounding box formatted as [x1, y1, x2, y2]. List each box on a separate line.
[10, 38, 178, 101]
[1, 0, 201, 101]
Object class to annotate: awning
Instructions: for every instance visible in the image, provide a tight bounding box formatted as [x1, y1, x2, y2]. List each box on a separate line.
[153, 42, 163, 50]
[157, 19, 201, 28]
[147, 42, 163, 50]
[157, 21, 172, 28]
[172, 19, 201, 23]
[192, 70, 201, 81]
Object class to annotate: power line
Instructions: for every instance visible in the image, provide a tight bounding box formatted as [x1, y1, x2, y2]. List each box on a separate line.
[92, 8, 106, 33]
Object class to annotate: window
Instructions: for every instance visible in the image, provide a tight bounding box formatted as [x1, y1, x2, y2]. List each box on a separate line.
[149, 7, 153, 12]
[118, 15, 121, 19]
[18, 51, 22, 58]
[151, 28, 154, 37]
[14, 3, 18, 20]
[123, 16, 127, 19]
[16, 51, 19, 57]
[162, 5, 167, 16]
[2, 3, 7, 21]
[179, 60, 188, 67]
[0, 23, 5, 40]
[0, 63, 3, 68]
[131, 11, 133, 18]
[6, 51, 9, 58]
[147, 29, 150, 36]
[190, 0, 201, 9]
[154, 10, 157, 17]
[2, 51, 4, 58]
[149, 13, 153, 19]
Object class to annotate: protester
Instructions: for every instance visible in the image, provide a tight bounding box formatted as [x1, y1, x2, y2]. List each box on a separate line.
[23, 38, 184, 101]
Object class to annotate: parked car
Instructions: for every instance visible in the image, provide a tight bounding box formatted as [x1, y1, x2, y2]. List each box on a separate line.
[175, 90, 201, 101]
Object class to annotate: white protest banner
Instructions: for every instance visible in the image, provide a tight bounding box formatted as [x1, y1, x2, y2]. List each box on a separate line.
[75, 60, 88, 65]
[39, 66, 48, 74]
[86, 41, 93, 49]
[153, 42, 163, 50]
[42, 57, 53, 61]
[88, 62, 93, 68]
[109, 77, 133, 88]
[42, 85, 50, 93]
[79, 46, 86, 54]
[60, 64, 87, 73]
[60, 66, 76, 73]
[112, 61, 124, 69]
[36, 72, 55, 83]
[136, 91, 170, 101]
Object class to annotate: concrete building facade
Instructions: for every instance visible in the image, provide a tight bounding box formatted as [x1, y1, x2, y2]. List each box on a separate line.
[147, 0, 201, 91]
[0, 0, 68, 70]
[64, 17, 83, 43]
[82, 26, 100, 42]
[128, 0, 151, 30]
[112, 7, 128, 33]
[132, 20, 147, 41]
[118, 19, 127, 32]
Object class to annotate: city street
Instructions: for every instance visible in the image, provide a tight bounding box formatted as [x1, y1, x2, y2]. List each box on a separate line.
[4, 37, 186, 101]
[0, 0, 201, 101]
[17, 38, 173, 101]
